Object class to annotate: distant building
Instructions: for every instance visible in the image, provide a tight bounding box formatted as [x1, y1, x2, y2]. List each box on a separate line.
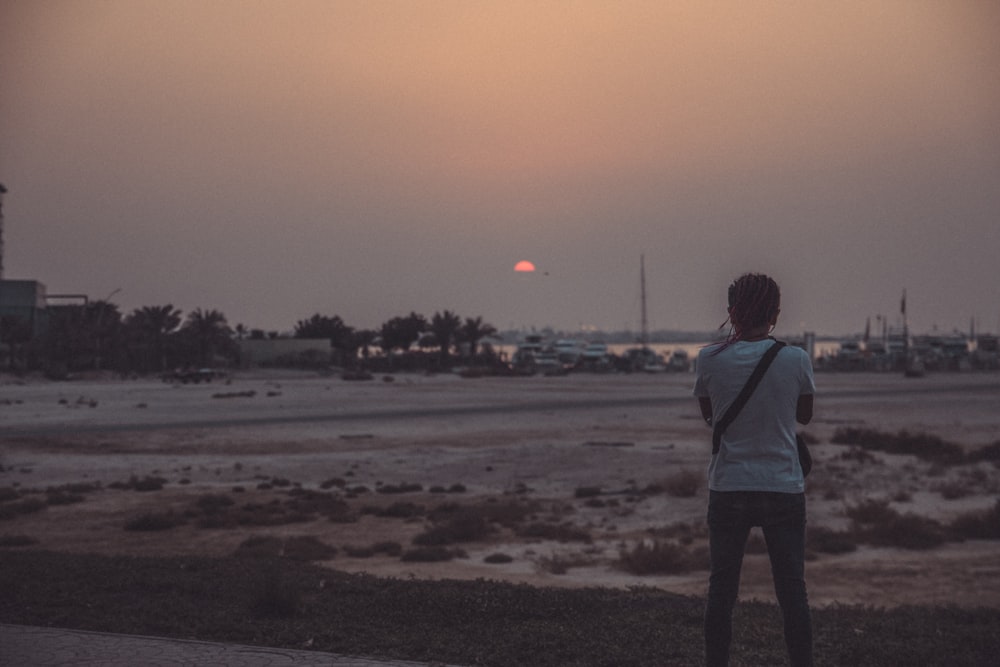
[0, 279, 49, 338]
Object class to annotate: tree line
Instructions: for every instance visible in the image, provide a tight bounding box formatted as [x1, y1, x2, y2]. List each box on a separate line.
[0, 302, 498, 377]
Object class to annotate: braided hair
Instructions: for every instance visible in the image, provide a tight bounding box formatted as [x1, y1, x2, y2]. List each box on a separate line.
[716, 273, 781, 350]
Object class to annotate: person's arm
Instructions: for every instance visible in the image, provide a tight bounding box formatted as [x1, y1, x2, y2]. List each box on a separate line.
[699, 396, 713, 426]
[796, 394, 813, 425]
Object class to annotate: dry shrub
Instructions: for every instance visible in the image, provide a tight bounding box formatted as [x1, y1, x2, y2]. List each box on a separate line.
[414, 512, 492, 546]
[616, 540, 704, 575]
[807, 526, 858, 554]
[832, 427, 965, 465]
[484, 553, 514, 564]
[846, 499, 899, 526]
[538, 553, 594, 575]
[377, 482, 423, 494]
[846, 499, 946, 550]
[45, 490, 85, 506]
[0, 534, 38, 547]
[401, 546, 466, 562]
[282, 536, 337, 561]
[251, 564, 299, 618]
[664, 469, 701, 498]
[516, 522, 592, 543]
[934, 481, 970, 500]
[110, 475, 167, 492]
[574, 486, 602, 499]
[196, 493, 235, 513]
[967, 441, 1000, 463]
[949, 500, 1000, 540]
[0, 487, 19, 503]
[125, 512, 181, 531]
[343, 541, 403, 558]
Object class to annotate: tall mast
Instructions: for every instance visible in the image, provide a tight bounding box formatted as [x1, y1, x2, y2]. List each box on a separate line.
[640, 254, 648, 349]
[0, 183, 6, 280]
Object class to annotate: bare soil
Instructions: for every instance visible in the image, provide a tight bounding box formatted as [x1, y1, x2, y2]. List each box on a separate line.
[3, 370, 1000, 609]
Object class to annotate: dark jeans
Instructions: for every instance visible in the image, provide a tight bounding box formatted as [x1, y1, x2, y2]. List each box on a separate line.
[705, 491, 812, 667]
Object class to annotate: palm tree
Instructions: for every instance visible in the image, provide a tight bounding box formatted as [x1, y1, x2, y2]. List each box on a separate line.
[430, 310, 462, 367]
[460, 316, 498, 359]
[125, 305, 182, 372]
[182, 308, 232, 367]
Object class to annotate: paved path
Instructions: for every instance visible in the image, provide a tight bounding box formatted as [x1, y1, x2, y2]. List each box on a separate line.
[0, 624, 463, 667]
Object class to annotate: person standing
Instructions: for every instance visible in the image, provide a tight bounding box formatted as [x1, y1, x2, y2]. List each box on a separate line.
[693, 273, 815, 667]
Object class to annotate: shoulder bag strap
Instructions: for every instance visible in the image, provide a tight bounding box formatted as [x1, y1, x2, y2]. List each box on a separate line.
[712, 340, 786, 455]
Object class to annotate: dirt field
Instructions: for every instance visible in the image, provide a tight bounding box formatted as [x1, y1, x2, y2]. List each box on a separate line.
[3, 369, 999, 608]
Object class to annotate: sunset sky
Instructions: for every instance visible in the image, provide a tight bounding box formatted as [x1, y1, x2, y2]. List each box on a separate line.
[2, 1, 998, 337]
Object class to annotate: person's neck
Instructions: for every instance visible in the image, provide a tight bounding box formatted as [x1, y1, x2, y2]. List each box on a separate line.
[740, 326, 771, 342]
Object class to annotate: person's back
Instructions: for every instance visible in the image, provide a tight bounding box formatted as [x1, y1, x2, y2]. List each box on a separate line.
[695, 339, 813, 493]
[693, 273, 815, 667]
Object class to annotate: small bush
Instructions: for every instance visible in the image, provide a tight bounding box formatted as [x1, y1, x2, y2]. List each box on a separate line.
[282, 535, 337, 561]
[0, 487, 19, 503]
[251, 565, 299, 618]
[967, 441, 1000, 463]
[45, 490, 85, 506]
[574, 486, 602, 499]
[949, 500, 1000, 540]
[196, 493, 235, 513]
[0, 534, 39, 547]
[832, 427, 965, 464]
[846, 499, 900, 526]
[125, 512, 180, 531]
[377, 482, 423, 494]
[538, 553, 594, 575]
[484, 552, 514, 564]
[807, 526, 858, 554]
[401, 546, 466, 562]
[414, 513, 492, 546]
[663, 470, 701, 498]
[516, 522, 592, 543]
[617, 540, 703, 575]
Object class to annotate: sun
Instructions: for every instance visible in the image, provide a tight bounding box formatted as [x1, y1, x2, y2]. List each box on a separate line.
[514, 260, 536, 272]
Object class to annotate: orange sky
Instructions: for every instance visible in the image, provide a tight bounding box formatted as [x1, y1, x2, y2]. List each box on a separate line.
[1, 1, 998, 334]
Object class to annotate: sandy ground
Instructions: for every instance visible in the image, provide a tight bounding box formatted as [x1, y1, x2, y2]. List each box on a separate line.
[2, 369, 999, 609]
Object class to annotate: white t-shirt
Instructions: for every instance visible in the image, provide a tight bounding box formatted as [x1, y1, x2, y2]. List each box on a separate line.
[693, 339, 816, 493]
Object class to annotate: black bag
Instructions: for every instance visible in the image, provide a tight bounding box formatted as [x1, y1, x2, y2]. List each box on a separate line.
[796, 433, 812, 477]
[712, 340, 812, 477]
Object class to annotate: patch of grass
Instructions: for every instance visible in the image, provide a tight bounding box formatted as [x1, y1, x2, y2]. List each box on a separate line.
[400, 546, 467, 562]
[413, 511, 492, 546]
[967, 441, 1000, 463]
[282, 536, 338, 561]
[343, 541, 403, 558]
[109, 475, 168, 492]
[377, 482, 423, 494]
[251, 562, 299, 618]
[2, 550, 1000, 666]
[949, 500, 1000, 540]
[124, 512, 182, 531]
[616, 540, 706, 575]
[845, 499, 947, 550]
[195, 493, 235, 513]
[483, 552, 514, 564]
[832, 427, 966, 464]
[515, 522, 592, 543]
[45, 490, 85, 505]
[537, 552, 595, 575]
[0, 534, 38, 547]
[807, 526, 858, 554]
[663, 469, 701, 498]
